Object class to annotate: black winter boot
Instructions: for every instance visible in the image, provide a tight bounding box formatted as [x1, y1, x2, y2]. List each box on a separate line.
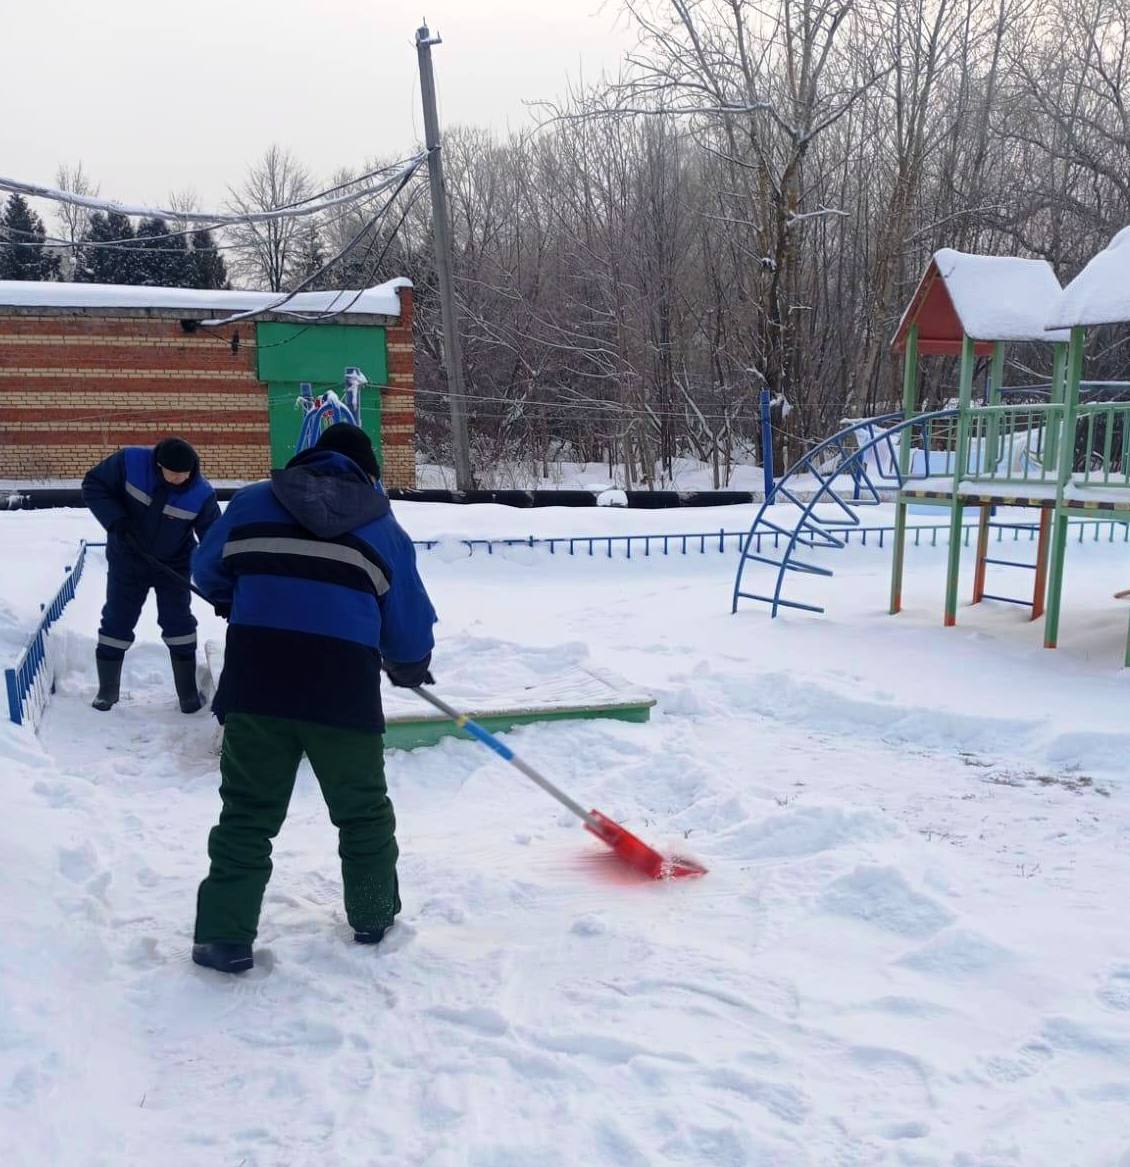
[192, 942, 253, 974]
[170, 655, 205, 714]
[354, 926, 389, 946]
[92, 656, 122, 712]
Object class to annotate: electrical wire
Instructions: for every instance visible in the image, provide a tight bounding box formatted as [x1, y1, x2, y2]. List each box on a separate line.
[198, 154, 428, 328]
[0, 156, 427, 227]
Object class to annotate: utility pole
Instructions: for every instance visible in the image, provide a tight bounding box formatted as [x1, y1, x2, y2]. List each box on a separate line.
[416, 21, 474, 491]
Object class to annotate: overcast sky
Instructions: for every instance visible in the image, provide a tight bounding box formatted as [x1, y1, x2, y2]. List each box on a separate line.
[2, 0, 635, 214]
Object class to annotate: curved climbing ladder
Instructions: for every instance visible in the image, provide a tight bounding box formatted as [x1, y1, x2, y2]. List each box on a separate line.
[732, 409, 960, 616]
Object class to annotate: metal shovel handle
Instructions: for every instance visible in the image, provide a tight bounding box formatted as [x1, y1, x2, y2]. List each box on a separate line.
[408, 683, 596, 827]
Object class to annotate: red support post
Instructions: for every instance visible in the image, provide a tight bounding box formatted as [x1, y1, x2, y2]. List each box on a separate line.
[1031, 507, 1053, 622]
[972, 505, 991, 604]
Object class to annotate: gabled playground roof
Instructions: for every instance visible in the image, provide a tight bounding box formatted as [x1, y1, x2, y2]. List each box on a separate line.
[1048, 226, 1130, 330]
[892, 249, 1069, 355]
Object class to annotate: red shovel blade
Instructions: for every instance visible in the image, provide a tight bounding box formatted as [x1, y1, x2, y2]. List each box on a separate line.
[584, 809, 707, 880]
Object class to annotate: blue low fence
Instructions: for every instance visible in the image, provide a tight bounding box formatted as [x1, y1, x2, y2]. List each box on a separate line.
[5, 542, 90, 728]
[412, 518, 1130, 559]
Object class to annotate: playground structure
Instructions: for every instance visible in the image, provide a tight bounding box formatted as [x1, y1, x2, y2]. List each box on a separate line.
[733, 235, 1130, 662]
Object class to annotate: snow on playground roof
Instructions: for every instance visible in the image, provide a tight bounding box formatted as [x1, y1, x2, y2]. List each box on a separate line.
[1047, 226, 1130, 330]
[0, 278, 411, 318]
[892, 249, 1069, 354]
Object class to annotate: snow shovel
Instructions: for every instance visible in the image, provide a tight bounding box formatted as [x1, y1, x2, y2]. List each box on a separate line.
[409, 684, 706, 881]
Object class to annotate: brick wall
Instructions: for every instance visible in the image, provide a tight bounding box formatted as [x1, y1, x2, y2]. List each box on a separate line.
[381, 288, 415, 489]
[0, 287, 416, 488]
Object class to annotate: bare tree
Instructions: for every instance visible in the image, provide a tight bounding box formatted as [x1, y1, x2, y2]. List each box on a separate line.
[54, 161, 99, 280]
[226, 146, 314, 290]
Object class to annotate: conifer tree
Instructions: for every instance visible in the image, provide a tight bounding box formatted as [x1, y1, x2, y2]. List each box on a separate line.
[78, 211, 140, 284]
[136, 217, 192, 286]
[190, 229, 229, 289]
[0, 194, 61, 281]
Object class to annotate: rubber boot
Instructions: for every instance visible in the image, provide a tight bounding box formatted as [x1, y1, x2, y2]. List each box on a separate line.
[192, 942, 253, 974]
[171, 654, 205, 714]
[91, 656, 122, 712]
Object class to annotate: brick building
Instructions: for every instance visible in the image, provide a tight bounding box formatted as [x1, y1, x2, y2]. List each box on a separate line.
[0, 279, 416, 487]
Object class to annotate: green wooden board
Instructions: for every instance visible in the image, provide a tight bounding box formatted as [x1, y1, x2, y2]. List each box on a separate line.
[383, 702, 653, 752]
[203, 640, 655, 751]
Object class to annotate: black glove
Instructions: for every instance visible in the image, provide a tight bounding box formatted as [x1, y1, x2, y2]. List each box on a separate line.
[385, 658, 435, 688]
[213, 602, 232, 620]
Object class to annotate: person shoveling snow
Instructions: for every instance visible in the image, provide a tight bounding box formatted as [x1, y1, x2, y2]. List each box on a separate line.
[82, 437, 221, 714]
[190, 423, 437, 974]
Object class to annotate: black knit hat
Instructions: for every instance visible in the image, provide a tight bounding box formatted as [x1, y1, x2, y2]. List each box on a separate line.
[314, 422, 380, 480]
[154, 437, 197, 474]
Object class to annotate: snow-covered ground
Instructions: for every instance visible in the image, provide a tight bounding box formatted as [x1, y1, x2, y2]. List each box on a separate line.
[4, 502, 1130, 1166]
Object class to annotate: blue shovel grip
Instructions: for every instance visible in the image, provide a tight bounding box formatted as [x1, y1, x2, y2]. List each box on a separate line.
[458, 716, 515, 761]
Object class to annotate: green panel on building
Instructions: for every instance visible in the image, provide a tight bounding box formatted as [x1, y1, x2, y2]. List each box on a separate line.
[256, 322, 388, 469]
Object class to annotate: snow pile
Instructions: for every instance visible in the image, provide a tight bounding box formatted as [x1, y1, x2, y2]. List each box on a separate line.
[1048, 225, 1130, 330]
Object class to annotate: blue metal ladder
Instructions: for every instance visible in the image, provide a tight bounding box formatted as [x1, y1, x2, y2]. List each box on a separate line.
[732, 409, 959, 616]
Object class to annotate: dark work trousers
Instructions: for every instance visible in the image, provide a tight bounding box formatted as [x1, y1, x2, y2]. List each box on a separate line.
[194, 713, 400, 945]
[96, 548, 197, 661]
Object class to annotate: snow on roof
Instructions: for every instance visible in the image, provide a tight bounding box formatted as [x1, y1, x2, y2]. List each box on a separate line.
[933, 249, 1069, 342]
[892, 249, 1069, 352]
[0, 278, 411, 318]
[1047, 226, 1130, 330]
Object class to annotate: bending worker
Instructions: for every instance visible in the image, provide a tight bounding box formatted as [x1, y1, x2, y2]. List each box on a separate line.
[82, 437, 220, 714]
[190, 423, 436, 974]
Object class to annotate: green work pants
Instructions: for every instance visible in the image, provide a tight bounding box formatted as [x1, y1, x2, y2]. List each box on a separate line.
[194, 713, 400, 945]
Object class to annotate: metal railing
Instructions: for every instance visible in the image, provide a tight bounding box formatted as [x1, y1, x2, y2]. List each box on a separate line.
[963, 404, 1065, 486]
[5, 542, 89, 729]
[1075, 402, 1130, 489]
[413, 517, 1130, 560]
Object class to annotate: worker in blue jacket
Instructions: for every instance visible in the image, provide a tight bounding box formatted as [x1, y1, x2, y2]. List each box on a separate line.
[190, 423, 436, 974]
[82, 438, 220, 714]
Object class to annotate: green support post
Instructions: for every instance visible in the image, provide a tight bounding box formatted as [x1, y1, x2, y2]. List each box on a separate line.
[889, 325, 919, 615]
[1045, 341, 1068, 469]
[1044, 328, 1085, 649]
[985, 342, 1004, 470]
[943, 335, 976, 626]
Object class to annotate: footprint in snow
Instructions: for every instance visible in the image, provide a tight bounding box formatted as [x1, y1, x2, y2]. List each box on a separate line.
[879, 1121, 930, 1140]
[57, 841, 100, 883]
[1042, 1016, 1130, 1061]
[426, 1004, 510, 1037]
[1097, 966, 1130, 1012]
[981, 1041, 1054, 1084]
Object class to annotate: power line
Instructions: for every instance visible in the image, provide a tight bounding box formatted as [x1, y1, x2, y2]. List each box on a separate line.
[246, 178, 427, 352]
[0, 156, 427, 227]
[199, 154, 429, 328]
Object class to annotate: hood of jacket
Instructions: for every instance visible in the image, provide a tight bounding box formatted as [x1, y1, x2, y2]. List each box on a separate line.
[269, 449, 390, 538]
